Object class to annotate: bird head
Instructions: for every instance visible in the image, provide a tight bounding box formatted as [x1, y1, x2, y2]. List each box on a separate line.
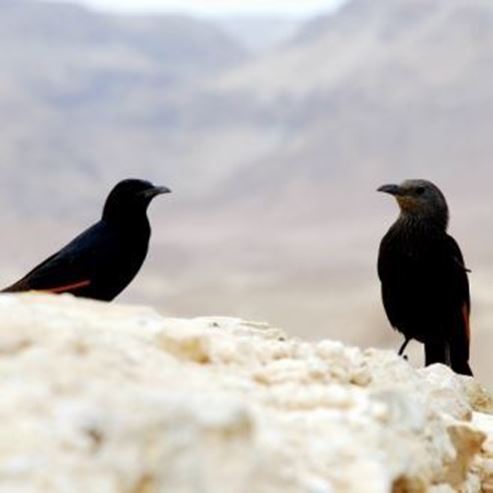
[102, 179, 171, 222]
[377, 179, 449, 229]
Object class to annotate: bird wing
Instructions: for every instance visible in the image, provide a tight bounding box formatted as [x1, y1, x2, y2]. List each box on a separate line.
[444, 235, 470, 304]
[3, 221, 112, 295]
[443, 235, 473, 375]
[421, 234, 472, 375]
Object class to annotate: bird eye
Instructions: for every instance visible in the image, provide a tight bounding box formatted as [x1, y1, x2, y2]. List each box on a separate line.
[416, 187, 425, 195]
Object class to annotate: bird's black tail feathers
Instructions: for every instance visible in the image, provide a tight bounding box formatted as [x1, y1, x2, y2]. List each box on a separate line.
[450, 322, 473, 377]
[424, 335, 473, 377]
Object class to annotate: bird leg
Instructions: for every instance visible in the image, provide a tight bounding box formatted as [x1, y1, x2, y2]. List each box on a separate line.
[398, 338, 411, 359]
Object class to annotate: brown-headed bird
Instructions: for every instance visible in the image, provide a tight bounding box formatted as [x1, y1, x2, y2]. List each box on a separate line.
[3, 179, 171, 301]
[377, 179, 473, 376]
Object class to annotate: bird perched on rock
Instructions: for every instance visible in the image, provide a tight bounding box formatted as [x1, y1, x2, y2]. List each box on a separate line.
[3, 179, 171, 301]
[377, 179, 473, 376]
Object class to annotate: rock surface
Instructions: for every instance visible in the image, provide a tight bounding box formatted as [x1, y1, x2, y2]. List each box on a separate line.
[0, 293, 491, 493]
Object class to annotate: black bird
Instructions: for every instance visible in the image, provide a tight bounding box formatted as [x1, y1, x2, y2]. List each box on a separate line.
[377, 179, 473, 376]
[3, 179, 170, 301]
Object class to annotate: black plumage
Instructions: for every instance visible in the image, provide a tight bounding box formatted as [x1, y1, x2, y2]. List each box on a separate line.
[3, 179, 170, 301]
[377, 179, 472, 376]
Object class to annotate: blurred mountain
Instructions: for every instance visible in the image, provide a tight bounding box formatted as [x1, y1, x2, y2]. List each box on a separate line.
[217, 16, 303, 52]
[209, 0, 493, 202]
[1, 0, 493, 385]
[0, 0, 247, 217]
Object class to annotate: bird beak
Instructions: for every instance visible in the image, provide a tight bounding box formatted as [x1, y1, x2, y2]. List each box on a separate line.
[142, 185, 172, 198]
[377, 184, 401, 196]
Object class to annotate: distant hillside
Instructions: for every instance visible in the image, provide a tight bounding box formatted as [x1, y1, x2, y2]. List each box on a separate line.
[6, 0, 493, 207]
[0, 0, 247, 217]
[208, 0, 493, 204]
[217, 16, 303, 51]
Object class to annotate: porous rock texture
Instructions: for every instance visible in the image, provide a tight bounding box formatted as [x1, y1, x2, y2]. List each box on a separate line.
[0, 294, 491, 493]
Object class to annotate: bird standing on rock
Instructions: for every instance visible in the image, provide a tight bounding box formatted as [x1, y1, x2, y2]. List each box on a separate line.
[3, 179, 171, 301]
[377, 179, 473, 376]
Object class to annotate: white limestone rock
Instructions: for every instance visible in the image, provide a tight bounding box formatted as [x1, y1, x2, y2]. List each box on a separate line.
[0, 293, 489, 493]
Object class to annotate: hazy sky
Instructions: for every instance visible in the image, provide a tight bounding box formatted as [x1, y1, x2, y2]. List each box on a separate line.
[44, 0, 346, 16]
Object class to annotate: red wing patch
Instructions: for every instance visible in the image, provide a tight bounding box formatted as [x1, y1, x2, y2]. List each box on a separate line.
[461, 302, 471, 345]
[46, 280, 91, 294]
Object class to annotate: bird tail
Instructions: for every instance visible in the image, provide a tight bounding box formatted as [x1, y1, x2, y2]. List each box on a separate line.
[424, 310, 473, 377]
[425, 339, 473, 377]
[451, 352, 473, 377]
[1, 282, 26, 293]
[449, 306, 473, 376]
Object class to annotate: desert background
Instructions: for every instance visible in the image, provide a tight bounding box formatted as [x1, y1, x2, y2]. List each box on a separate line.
[0, 0, 492, 386]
